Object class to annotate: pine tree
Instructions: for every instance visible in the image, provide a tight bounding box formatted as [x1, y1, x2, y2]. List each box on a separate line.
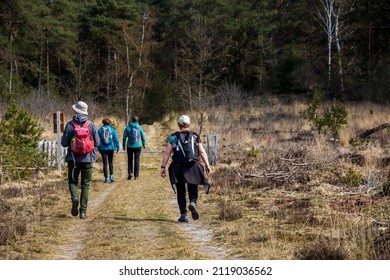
[0, 101, 44, 180]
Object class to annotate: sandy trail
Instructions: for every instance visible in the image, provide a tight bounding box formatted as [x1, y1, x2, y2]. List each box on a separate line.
[55, 122, 232, 260]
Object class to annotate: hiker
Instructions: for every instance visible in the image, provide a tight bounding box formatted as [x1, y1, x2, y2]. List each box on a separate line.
[98, 117, 120, 183]
[122, 115, 146, 180]
[61, 101, 99, 219]
[160, 115, 211, 222]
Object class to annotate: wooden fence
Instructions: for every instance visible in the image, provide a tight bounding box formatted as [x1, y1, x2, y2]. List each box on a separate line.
[38, 140, 67, 168]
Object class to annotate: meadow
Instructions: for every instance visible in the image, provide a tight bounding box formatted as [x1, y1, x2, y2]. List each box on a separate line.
[1, 94, 389, 260]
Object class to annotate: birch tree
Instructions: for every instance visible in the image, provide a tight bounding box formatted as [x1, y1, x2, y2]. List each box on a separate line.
[316, 0, 335, 90]
[121, 10, 154, 123]
[316, 0, 355, 94]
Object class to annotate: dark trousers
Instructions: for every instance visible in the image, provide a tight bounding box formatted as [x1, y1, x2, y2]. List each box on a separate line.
[67, 161, 92, 213]
[126, 147, 141, 177]
[99, 150, 114, 178]
[176, 182, 198, 214]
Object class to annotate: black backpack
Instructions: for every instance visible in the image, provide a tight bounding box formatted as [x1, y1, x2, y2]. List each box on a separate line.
[173, 131, 199, 164]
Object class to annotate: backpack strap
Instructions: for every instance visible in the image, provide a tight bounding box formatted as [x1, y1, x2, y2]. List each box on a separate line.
[71, 119, 90, 128]
[71, 120, 79, 128]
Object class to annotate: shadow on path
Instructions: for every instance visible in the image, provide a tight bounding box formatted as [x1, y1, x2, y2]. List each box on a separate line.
[112, 217, 177, 224]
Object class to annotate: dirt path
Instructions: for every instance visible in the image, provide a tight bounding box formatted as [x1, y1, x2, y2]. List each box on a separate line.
[55, 122, 232, 260]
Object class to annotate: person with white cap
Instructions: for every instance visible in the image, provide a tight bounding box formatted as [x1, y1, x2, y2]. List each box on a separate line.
[61, 101, 99, 219]
[160, 115, 211, 222]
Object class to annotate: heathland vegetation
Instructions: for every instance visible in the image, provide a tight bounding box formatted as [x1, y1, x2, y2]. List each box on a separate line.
[0, 1, 389, 259]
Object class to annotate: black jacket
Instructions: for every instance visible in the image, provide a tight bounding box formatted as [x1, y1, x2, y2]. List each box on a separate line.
[168, 161, 210, 194]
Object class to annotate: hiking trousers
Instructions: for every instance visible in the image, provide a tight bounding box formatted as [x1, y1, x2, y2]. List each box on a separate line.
[67, 161, 93, 214]
[176, 182, 198, 214]
[99, 149, 114, 178]
[126, 147, 141, 178]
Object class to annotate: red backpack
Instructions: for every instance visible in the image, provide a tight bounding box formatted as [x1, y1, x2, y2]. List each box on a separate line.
[70, 120, 94, 156]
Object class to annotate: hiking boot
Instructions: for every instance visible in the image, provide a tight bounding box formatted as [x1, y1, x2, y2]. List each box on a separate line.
[178, 214, 188, 223]
[188, 202, 199, 220]
[71, 198, 79, 217]
[104, 177, 109, 183]
[79, 212, 87, 219]
[127, 174, 132, 180]
[110, 175, 115, 182]
[134, 177, 138, 180]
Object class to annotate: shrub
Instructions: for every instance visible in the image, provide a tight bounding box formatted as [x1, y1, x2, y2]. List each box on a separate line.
[295, 238, 347, 260]
[370, 228, 390, 260]
[218, 199, 243, 221]
[344, 168, 363, 188]
[301, 88, 348, 139]
[248, 147, 260, 158]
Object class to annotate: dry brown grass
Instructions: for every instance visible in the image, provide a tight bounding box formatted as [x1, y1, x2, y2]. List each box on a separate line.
[1, 121, 212, 260]
[0, 171, 70, 259]
[197, 95, 390, 259]
[1, 97, 389, 260]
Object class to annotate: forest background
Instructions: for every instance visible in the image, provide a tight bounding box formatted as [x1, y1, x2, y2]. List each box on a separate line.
[1, 0, 389, 119]
[0, 0, 390, 260]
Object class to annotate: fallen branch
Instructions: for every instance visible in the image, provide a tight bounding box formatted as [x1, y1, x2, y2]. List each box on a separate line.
[243, 166, 299, 182]
[359, 123, 389, 138]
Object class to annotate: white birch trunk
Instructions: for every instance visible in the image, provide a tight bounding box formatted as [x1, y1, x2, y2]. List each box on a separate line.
[326, 0, 334, 88]
[333, 11, 344, 92]
[317, 0, 335, 89]
[123, 12, 147, 123]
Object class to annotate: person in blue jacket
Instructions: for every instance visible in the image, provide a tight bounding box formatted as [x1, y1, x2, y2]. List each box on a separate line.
[122, 115, 146, 180]
[98, 117, 120, 183]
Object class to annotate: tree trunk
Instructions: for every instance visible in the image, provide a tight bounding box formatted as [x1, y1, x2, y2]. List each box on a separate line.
[317, 0, 335, 91]
[123, 12, 148, 122]
[326, 0, 334, 89]
[46, 28, 49, 92]
[334, 12, 344, 93]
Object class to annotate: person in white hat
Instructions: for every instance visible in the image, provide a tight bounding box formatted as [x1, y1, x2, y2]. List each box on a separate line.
[61, 101, 99, 219]
[160, 115, 211, 222]
[72, 101, 89, 115]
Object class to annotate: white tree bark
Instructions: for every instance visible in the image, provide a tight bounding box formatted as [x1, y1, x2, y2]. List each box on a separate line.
[333, 10, 344, 92]
[317, 0, 356, 93]
[122, 12, 147, 123]
[317, 0, 335, 88]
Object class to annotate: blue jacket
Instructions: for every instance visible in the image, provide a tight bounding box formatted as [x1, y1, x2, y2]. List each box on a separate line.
[122, 121, 146, 149]
[98, 125, 120, 151]
[61, 114, 100, 163]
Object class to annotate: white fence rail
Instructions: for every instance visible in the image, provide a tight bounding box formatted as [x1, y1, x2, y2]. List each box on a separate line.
[38, 140, 67, 168]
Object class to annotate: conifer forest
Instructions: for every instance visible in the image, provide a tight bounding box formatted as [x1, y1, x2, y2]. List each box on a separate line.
[0, 0, 389, 120]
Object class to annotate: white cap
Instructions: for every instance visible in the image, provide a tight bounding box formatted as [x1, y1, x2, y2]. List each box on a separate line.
[178, 115, 190, 126]
[72, 101, 88, 115]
